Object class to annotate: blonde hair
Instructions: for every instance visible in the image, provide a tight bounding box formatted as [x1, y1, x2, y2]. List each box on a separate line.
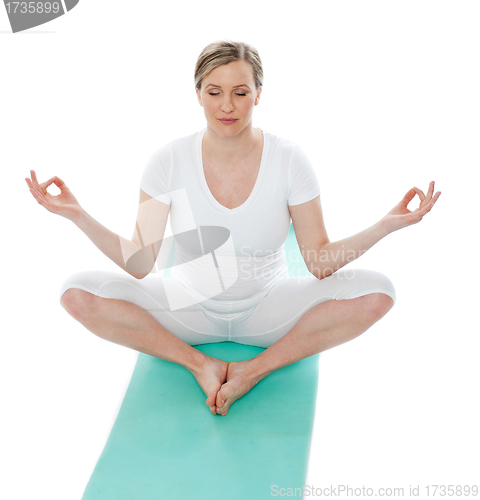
[194, 39, 263, 91]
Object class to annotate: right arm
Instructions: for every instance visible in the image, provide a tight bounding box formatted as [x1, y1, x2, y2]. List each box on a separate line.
[26, 170, 170, 279]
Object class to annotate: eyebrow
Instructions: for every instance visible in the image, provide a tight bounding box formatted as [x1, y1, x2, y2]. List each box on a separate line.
[205, 84, 251, 90]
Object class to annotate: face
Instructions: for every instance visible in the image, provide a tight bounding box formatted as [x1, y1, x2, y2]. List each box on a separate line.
[196, 60, 262, 138]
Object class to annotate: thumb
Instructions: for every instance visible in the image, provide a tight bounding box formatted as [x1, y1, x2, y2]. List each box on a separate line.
[53, 176, 69, 192]
[399, 187, 416, 208]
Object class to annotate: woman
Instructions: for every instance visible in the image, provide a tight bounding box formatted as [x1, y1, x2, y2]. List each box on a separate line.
[25, 40, 441, 417]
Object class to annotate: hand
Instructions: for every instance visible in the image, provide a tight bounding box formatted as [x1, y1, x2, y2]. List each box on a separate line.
[380, 181, 441, 234]
[25, 170, 83, 222]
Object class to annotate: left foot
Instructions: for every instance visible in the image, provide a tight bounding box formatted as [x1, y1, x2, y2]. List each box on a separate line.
[190, 354, 229, 415]
[215, 360, 259, 415]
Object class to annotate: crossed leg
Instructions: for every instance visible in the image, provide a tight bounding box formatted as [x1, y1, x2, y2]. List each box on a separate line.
[60, 288, 231, 415]
[214, 292, 394, 415]
[61, 286, 393, 416]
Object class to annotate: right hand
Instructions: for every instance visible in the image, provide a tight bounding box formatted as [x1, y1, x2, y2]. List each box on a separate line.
[25, 170, 83, 222]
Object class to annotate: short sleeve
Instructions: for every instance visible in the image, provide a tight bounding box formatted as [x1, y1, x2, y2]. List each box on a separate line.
[287, 145, 321, 206]
[138, 144, 172, 205]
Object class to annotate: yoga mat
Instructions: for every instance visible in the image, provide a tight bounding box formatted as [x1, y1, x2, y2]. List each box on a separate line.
[81, 223, 319, 499]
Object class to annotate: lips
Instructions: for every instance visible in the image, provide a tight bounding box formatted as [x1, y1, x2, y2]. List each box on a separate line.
[219, 119, 238, 124]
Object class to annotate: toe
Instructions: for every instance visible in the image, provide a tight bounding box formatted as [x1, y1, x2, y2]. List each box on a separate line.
[206, 392, 217, 407]
[216, 394, 230, 415]
[216, 389, 225, 409]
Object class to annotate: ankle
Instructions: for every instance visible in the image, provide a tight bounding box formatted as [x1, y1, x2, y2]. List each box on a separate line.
[246, 356, 272, 385]
[185, 348, 208, 375]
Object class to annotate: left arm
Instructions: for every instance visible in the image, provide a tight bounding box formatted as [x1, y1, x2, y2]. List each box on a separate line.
[289, 181, 441, 280]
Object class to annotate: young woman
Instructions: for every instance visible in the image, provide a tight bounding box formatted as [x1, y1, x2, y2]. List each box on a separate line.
[25, 40, 441, 417]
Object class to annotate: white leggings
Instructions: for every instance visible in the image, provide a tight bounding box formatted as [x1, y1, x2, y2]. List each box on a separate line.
[59, 268, 396, 348]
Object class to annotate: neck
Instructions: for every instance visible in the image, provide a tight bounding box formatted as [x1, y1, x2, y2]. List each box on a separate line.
[203, 124, 261, 167]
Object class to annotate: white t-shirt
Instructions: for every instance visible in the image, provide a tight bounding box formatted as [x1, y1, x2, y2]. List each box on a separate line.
[139, 128, 320, 315]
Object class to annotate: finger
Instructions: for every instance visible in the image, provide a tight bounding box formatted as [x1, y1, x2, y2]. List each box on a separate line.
[30, 170, 53, 194]
[29, 186, 48, 207]
[412, 187, 425, 202]
[419, 191, 441, 212]
[425, 181, 435, 203]
[409, 199, 430, 217]
[26, 176, 44, 198]
[405, 192, 440, 225]
[400, 188, 416, 207]
[416, 200, 434, 216]
[432, 191, 441, 204]
[39, 176, 56, 190]
[30, 169, 41, 190]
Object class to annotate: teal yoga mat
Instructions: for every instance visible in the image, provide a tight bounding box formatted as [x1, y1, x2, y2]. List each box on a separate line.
[81, 223, 319, 500]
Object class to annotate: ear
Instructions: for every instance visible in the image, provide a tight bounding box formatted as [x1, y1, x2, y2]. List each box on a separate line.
[254, 86, 262, 105]
[196, 88, 203, 107]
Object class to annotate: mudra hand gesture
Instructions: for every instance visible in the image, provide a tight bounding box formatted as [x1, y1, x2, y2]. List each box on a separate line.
[25, 169, 83, 223]
[381, 181, 441, 234]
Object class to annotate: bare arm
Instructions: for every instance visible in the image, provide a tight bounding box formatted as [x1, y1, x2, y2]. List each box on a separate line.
[26, 170, 170, 279]
[289, 182, 441, 280]
[303, 221, 389, 279]
[72, 208, 150, 279]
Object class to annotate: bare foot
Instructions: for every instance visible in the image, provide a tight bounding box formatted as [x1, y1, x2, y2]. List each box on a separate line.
[215, 360, 259, 416]
[190, 354, 229, 415]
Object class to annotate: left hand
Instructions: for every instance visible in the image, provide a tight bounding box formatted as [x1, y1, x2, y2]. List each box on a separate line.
[380, 181, 441, 234]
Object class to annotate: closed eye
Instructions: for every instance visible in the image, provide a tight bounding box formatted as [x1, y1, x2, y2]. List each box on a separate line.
[208, 93, 247, 96]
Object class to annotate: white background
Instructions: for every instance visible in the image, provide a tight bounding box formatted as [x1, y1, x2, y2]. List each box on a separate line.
[1, 1, 479, 498]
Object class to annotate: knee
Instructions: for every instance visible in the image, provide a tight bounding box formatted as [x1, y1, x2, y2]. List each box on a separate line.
[60, 288, 98, 322]
[365, 293, 394, 322]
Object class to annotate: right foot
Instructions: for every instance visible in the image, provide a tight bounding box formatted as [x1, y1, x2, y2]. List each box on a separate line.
[215, 360, 259, 416]
[190, 354, 229, 415]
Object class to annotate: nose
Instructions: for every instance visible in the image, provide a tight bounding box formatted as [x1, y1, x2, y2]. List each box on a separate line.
[220, 95, 235, 113]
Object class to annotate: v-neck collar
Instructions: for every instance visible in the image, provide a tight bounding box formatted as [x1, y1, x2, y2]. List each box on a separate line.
[198, 127, 267, 213]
